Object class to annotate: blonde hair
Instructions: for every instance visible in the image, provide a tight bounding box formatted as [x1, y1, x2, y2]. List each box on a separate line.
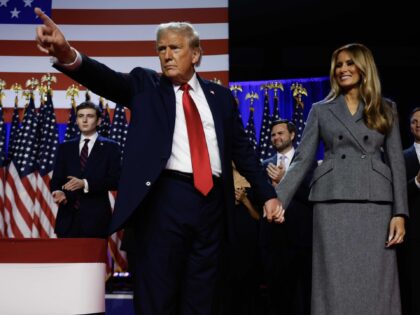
[324, 43, 393, 134]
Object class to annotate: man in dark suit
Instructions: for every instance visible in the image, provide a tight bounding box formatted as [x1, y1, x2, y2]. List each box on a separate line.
[399, 107, 420, 315]
[35, 8, 283, 315]
[51, 101, 121, 239]
[261, 119, 313, 315]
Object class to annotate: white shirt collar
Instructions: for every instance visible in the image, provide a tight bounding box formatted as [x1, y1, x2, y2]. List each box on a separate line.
[80, 132, 98, 144]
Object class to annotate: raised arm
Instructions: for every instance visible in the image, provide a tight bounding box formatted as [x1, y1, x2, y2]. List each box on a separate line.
[34, 7, 76, 63]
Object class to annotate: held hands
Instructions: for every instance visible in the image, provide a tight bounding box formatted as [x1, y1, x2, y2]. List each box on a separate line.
[34, 7, 76, 63]
[263, 198, 285, 224]
[386, 216, 405, 247]
[416, 169, 420, 184]
[62, 176, 85, 192]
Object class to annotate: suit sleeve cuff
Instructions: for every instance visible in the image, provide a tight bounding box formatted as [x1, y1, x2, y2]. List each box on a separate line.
[83, 179, 89, 193]
[50, 48, 82, 71]
[415, 176, 420, 189]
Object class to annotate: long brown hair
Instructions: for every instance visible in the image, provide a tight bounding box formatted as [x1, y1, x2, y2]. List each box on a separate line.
[324, 43, 393, 134]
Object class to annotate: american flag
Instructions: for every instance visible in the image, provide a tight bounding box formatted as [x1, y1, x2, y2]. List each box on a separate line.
[6, 95, 22, 163]
[0, 95, 6, 237]
[98, 99, 111, 138]
[291, 83, 308, 145]
[33, 91, 58, 237]
[4, 95, 39, 237]
[64, 102, 79, 141]
[108, 103, 129, 272]
[244, 105, 258, 155]
[109, 103, 128, 156]
[258, 85, 275, 161]
[0, 0, 228, 268]
[0, 0, 229, 113]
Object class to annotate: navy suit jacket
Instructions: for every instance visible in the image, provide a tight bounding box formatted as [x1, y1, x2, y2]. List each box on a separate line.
[56, 55, 276, 238]
[50, 136, 121, 238]
[404, 145, 420, 240]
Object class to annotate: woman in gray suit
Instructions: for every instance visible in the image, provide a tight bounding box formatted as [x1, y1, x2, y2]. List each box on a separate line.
[276, 43, 408, 315]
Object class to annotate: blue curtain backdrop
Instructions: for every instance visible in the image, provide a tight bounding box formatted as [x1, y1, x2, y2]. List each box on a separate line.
[232, 77, 329, 141]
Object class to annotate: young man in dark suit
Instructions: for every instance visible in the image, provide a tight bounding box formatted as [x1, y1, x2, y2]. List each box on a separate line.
[51, 101, 121, 239]
[399, 107, 420, 315]
[261, 119, 314, 315]
[35, 8, 283, 315]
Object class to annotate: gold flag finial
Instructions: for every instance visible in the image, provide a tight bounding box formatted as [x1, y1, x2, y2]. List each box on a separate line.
[260, 83, 271, 96]
[0, 79, 6, 101]
[230, 84, 243, 105]
[41, 73, 57, 92]
[25, 77, 40, 94]
[270, 82, 284, 98]
[291, 83, 307, 108]
[66, 84, 80, 108]
[245, 91, 259, 105]
[211, 78, 222, 85]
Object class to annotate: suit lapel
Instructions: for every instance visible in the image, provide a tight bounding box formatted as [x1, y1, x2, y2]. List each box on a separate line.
[159, 75, 177, 134]
[198, 76, 225, 157]
[329, 95, 367, 152]
[406, 145, 420, 176]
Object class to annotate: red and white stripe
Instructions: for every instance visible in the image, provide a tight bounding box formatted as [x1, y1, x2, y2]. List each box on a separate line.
[0, 167, 5, 237]
[0, 0, 229, 111]
[3, 162, 36, 238]
[32, 172, 58, 238]
[108, 191, 127, 272]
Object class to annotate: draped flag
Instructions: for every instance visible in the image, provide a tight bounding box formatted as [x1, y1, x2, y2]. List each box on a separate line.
[291, 83, 308, 146]
[108, 103, 129, 272]
[245, 106, 258, 154]
[98, 99, 111, 138]
[6, 95, 21, 163]
[33, 92, 58, 237]
[0, 0, 229, 110]
[64, 101, 79, 141]
[4, 96, 39, 238]
[258, 85, 275, 161]
[0, 96, 6, 237]
[109, 103, 128, 156]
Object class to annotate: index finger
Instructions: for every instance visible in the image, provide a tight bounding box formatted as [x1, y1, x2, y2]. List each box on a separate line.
[34, 7, 57, 28]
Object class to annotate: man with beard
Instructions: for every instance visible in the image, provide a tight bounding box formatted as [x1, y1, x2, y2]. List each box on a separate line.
[260, 119, 314, 315]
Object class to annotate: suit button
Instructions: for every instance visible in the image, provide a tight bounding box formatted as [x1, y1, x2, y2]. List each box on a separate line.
[341, 154, 346, 159]
[338, 135, 343, 140]
[363, 135, 369, 141]
[145, 181, 151, 186]
[361, 154, 366, 159]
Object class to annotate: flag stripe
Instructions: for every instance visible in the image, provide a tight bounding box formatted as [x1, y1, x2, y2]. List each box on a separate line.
[0, 24, 228, 41]
[0, 39, 228, 56]
[52, 8, 228, 24]
[52, 0, 227, 9]
[0, 55, 228, 73]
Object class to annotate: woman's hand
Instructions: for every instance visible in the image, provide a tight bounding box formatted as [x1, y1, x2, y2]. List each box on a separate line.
[386, 216, 405, 247]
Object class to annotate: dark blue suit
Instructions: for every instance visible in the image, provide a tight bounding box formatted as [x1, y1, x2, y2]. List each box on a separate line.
[399, 145, 420, 315]
[50, 136, 121, 238]
[56, 55, 276, 315]
[260, 154, 314, 315]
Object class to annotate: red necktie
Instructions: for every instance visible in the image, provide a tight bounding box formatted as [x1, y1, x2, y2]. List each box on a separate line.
[80, 138, 90, 172]
[75, 138, 90, 209]
[180, 84, 213, 195]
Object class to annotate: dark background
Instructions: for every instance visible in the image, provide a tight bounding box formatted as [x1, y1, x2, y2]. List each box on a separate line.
[229, 0, 419, 148]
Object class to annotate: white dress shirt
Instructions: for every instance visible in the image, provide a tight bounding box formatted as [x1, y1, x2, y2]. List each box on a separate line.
[277, 147, 295, 171]
[165, 73, 222, 176]
[79, 132, 99, 192]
